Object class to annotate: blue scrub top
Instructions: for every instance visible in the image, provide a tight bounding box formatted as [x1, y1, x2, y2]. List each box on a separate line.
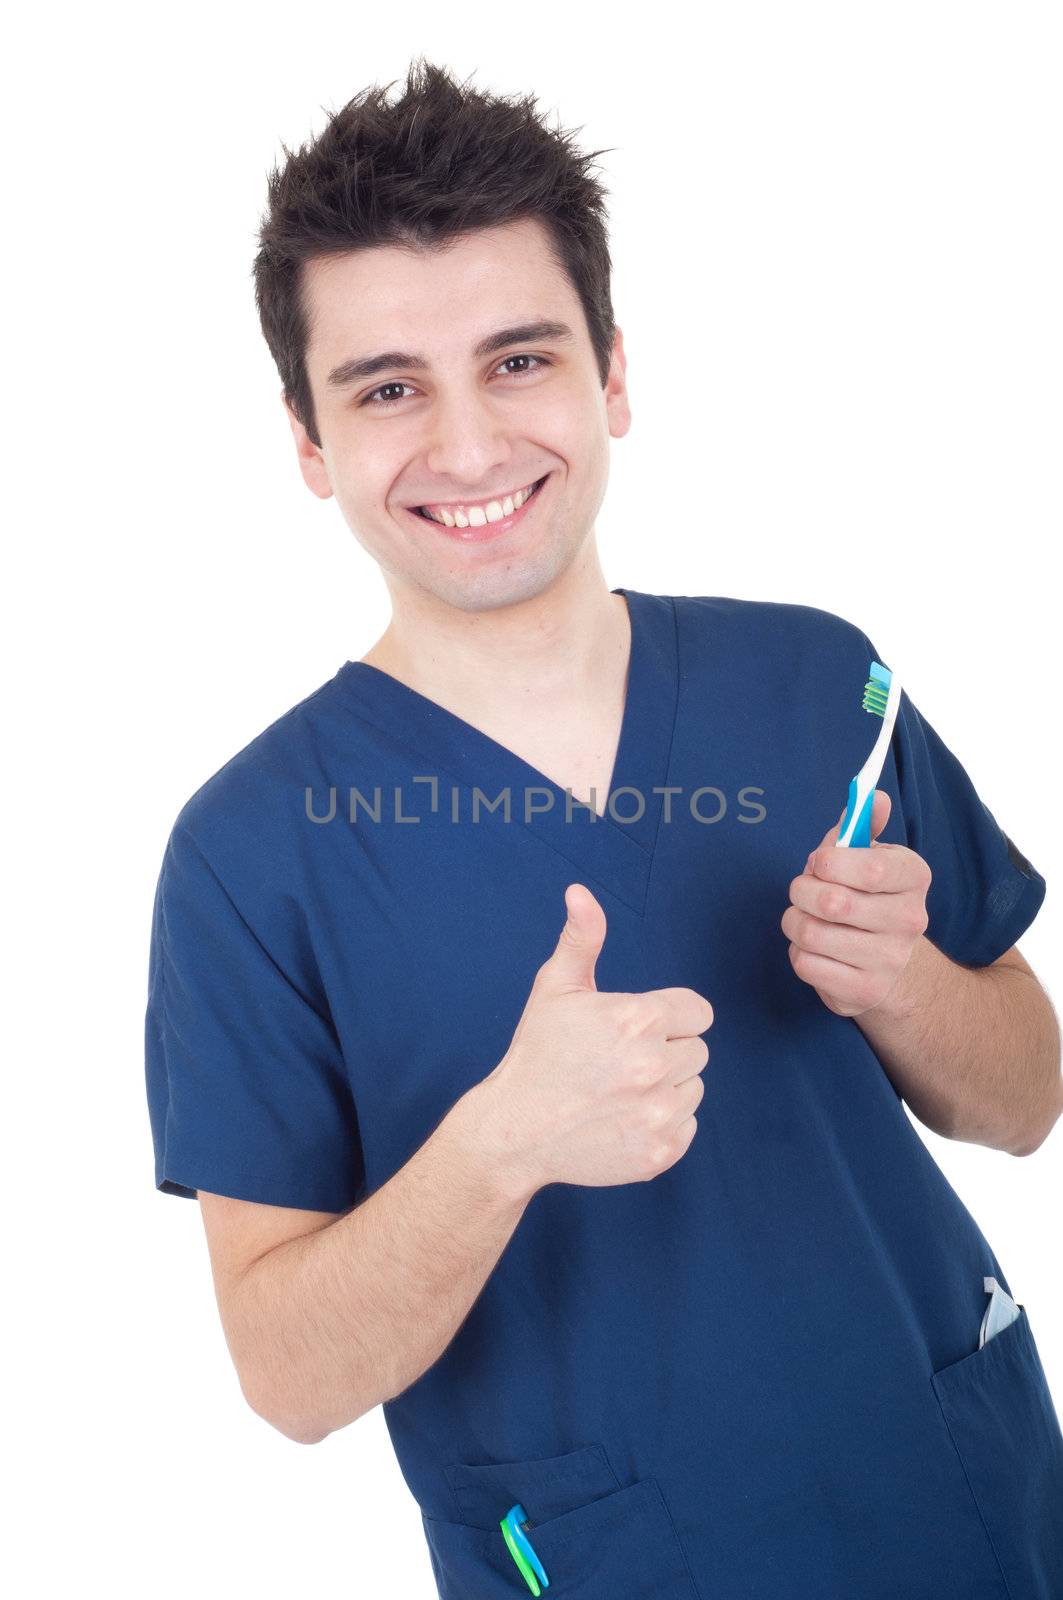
[145, 589, 1063, 1599]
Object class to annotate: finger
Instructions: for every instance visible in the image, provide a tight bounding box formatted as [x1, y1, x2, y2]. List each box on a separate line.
[820, 787, 891, 851]
[809, 840, 928, 893]
[787, 944, 882, 1010]
[868, 789, 892, 839]
[662, 1032, 711, 1084]
[820, 806, 847, 849]
[540, 883, 607, 992]
[666, 1071, 706, 1131]
[782, 909, 899, 967]
[655, 985, 715, 1038]
[788, 874, 916, 934]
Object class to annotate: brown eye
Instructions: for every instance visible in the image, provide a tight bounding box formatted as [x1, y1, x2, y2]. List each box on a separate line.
[361, 382, 415, 408]
[498, 354, 550, 377]
[361, 354, 551, 410]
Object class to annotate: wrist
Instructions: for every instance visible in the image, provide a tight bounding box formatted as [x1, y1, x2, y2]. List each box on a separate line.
[445, 1074, 543, 1211]
[866, 935, 945, 1023]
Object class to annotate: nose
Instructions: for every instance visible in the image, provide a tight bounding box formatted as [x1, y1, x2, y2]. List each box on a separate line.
[423, 383, 513, 489]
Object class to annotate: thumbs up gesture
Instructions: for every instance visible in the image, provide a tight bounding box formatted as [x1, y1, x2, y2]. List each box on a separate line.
[481, 884, 714, 1194]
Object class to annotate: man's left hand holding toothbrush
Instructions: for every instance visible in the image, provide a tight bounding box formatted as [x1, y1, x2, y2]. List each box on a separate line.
[781, 788, 1063, 1156]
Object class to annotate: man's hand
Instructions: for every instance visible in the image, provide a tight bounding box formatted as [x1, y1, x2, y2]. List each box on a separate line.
[482, 883, 713, 1190]
[780, 790, 932, 1018]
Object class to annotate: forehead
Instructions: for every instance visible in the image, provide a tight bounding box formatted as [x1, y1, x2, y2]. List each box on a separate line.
[302, 217, 583, 376]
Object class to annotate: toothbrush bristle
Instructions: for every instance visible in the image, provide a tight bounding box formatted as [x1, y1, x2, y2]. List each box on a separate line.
[862, 660, 891, 717]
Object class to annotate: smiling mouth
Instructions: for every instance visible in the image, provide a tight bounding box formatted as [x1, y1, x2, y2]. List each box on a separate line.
[411, 474, 550, 525]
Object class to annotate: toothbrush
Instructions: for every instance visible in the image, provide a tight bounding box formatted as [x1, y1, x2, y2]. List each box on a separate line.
[500, 1503, 549, 1593]
[836, 660, 903, 848]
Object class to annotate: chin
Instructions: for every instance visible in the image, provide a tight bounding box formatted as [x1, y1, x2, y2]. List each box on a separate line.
[429, 548, 571, 615]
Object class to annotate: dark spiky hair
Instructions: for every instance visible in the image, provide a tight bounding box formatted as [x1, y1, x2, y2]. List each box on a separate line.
[252, 57, 617, 448]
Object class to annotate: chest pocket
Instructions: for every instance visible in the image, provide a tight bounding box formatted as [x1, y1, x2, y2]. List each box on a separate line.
[931, 1304, 1063, 1598]
[421, 1443, 700, 1598]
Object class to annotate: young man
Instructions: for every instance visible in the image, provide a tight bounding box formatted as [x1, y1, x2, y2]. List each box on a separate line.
[145, 59, 1063, 1599]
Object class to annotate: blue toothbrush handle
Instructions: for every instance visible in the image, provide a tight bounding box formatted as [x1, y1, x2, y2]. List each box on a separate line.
[841, 776, 873, 847]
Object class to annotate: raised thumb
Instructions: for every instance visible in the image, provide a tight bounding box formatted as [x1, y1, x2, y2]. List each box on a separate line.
[539, 883, 607, 993]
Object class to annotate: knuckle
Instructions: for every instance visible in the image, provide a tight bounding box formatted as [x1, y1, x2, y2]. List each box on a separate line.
[629, 1055, 661, 1091]
[647, 1099, 671, 1132]
[824, 887, 850, 920]
[649, 1139, 674, 1175]
[617, 995, 657, 1038]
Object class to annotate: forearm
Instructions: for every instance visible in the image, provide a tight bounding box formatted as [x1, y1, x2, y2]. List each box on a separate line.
[229, 1078, 535, 1443]
[855, 935, 1063, 1155]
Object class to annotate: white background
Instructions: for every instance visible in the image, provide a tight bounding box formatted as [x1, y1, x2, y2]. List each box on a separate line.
[6, 3, 1060, 1595]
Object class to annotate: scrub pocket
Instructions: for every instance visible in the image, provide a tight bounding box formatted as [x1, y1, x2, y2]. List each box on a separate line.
[422, 1443, 699, 1598]
[931, 1304, 1063, 1599]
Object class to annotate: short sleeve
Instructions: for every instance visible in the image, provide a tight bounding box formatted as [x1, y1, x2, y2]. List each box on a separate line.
[145, 821, 366, 1211]
[862, 636, 1047, 968]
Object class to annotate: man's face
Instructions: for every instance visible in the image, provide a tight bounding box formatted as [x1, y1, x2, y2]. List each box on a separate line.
[287, 217, 630, 614]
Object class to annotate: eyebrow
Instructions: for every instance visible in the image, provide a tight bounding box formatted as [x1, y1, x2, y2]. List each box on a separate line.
[325, 319, 576, 389]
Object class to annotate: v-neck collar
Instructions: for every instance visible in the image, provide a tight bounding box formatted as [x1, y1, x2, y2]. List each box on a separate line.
[335, 588, 679, 915]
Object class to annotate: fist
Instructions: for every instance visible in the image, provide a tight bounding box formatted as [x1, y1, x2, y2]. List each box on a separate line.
[482, 884, 714, 1192]
[781, 790, 931, 1017]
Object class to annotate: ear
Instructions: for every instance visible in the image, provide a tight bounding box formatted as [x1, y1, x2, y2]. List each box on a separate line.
[605, 327, 631, 442]
[283, 390, 333, 501]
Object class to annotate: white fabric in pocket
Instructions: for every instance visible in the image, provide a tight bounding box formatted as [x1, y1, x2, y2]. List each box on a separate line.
[980, 1276, 1021, 1349]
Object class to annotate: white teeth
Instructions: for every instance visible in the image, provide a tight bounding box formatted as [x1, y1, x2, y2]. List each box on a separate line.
[420, 478, 540, 525]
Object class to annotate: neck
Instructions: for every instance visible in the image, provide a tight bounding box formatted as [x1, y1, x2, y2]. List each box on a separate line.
[360, 556, 629, 718]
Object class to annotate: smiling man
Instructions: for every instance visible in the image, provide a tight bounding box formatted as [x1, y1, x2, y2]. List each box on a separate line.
[145, 58, 1063, 1600]
[285, 218, 635, 797]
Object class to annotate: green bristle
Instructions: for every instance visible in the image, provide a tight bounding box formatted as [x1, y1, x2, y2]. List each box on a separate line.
[862, 682, 888, 715]
[862, 661, 891, 716]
